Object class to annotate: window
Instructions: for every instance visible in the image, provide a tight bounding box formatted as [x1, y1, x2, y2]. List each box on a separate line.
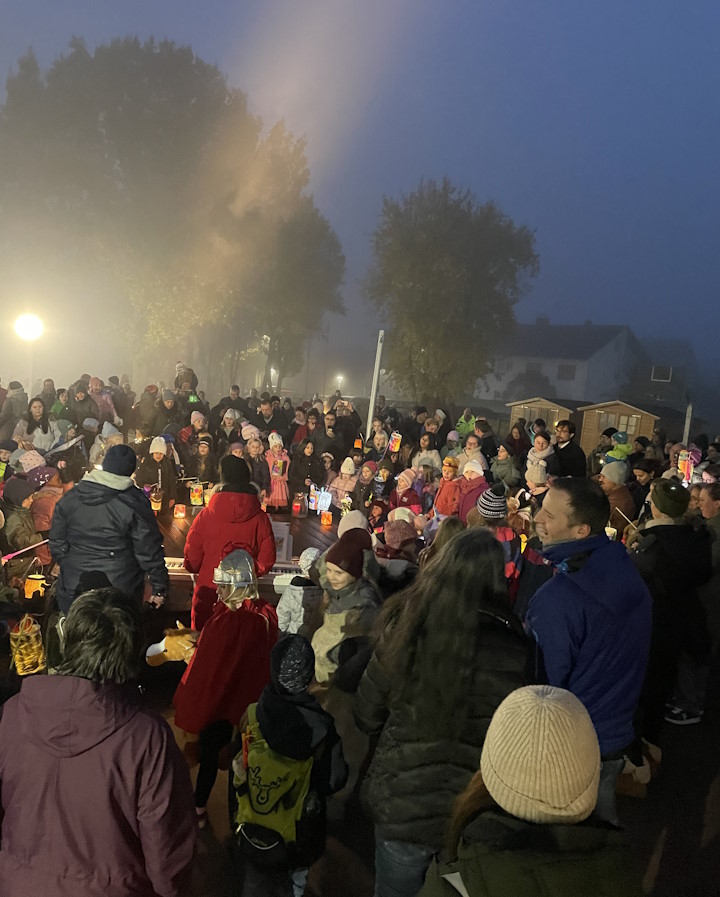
[651, 365, 673, 383]
[526, 361, 542, 374]
[557, 364, 576, 381]
[597, 412, 618, 431]
[619, 414, 640, 436]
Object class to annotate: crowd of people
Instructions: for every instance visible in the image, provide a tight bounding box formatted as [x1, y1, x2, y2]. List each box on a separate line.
[0, 366, 717, 897]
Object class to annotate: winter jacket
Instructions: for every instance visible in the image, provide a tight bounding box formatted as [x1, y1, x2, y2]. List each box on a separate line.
[90, 389, 118, 425]
[288, 452, 324, 495]
[2, 506, 43, 580]
[247, 454, 271, 496]
[525, 535, 652, 755]
[152, 401, 187, 436]
[605, 484, 636, 532]
[12, 418, 62, 452]
[418, 811, 643, 897]
[135, 455, 177, 514]
[526, 444, 560, 478]
[30, 484, 63, 565]
[456, 446, 488, 475]
[554, 440, 587, 478]
[0, 387, 28, 441]
[606, 442, 634, 464]
[0, 675, 196, 897]
[354, 609, 529, 848]
[183, 489, 276, 630]
[70, 393, 100, 427]
[49, 469, 169, 614]
[433, 477, 461, 516]
[490, 456, 521, 492]
[329, 472, 358, 509]
[134, 391, 159, 434]
[50, 400, 76, 424]
[455, 414, 476, 441]
[173, 599, 278, 733]
[457, 478, 489, 525]
[411, 449, 443, 470]
[277, 575, 324, 635]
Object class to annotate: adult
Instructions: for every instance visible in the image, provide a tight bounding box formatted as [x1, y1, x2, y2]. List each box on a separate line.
[553, 420, 586, 478]
[454, 407, 476, 444]
[333, 399, 364, 455]
[473, 419, 498, 462]
[0, 587, 196, 897]
[217, 383, 248, 416]
[419, 686, 643, 897]
[69, 382, 100, 426]
[598, 461, 635, 533]
[39, 378, 57, 412]
[400, 405, 427, 447]
[183, 454, 276, 630]
[173, 361, 199, 392]
[455, 433, 488, 476]
[152, 389, 186, 435]
[88, 376, 120, 425]
[525, 478, 652, 825]
[253, 397, 288, 439]
[526, 430, 560, 479]
[490, 441, 521, 493]
[355, 529, 529, 896]
[505, 422, 531, 467]
[0, 381, 29, 440]
[49, 444, 169, 615]
[12, 398, 61, 452]
[310, 407, 342, 457]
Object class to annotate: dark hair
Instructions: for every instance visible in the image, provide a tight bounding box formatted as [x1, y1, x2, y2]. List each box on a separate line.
[474, 419, 491, 433]
[550, 478, 610, 535]
[260, 398, 272, 408]
[631, 458, 660, 476]
[56, 388, 68, 399]
[26, 398, 50, 435]
[307, 409, 320, 421]
[534, 430, 552, 443]
[534, 418, 546, 427]
[377, 530, 522, 736]
[419, 517, 466, 571]
[270, 395, 281, 403]
[703, 463, 720, 481]
[693, 433, 709, 452]
[57, 588, 144, 684]
[556, 419, 576, 436]
[231, 384, 240, 391]
[701, 482, 720, 502]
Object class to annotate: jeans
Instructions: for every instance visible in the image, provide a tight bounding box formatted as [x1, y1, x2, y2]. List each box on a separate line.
[374, 833, 435, 897]
[594, 756, 626, 827]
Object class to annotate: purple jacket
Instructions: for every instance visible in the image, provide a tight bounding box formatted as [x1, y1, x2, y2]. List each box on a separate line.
[0, 676, 196, 897]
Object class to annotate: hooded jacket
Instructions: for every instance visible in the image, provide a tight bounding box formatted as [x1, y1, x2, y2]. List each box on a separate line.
[49, 469, 169, 614]
[183, 489, 276, 630]
[0, 675, 196, 897]
[525, 535, 652, 755]
[0, 387, 29, 440]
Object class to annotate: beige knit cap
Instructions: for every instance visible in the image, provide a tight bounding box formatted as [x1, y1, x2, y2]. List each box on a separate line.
[480, 685, 600, 824]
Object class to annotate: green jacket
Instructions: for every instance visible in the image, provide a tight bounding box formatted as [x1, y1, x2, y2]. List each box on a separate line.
[3, 507, 43, 579]
[489, 457, 520, 492]
[419, 812, 643, 897]
[455, 415, 476, 441]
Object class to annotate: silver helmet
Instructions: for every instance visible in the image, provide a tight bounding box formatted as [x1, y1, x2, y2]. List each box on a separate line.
[212, 549, 257, 587]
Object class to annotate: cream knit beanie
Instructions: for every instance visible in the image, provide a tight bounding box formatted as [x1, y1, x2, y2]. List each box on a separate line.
[480, 685, 600, 824]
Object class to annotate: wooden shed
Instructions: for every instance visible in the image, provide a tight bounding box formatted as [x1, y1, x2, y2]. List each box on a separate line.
[506, 397, 582, 433]
[577, 400, 659, 456]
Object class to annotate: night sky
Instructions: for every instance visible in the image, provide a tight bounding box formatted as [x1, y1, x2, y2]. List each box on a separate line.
[2, 1, 719, 394]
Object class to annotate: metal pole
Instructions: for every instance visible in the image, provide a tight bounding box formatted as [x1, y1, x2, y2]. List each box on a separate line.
[366, 330, 385, 440]
[682, 400, 693, 446]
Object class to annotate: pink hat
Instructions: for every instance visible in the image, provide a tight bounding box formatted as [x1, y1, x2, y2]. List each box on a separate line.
[19, 450, 46, 473]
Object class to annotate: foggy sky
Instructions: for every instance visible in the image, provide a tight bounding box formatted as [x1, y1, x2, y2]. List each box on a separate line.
[2, 0, 719, 396]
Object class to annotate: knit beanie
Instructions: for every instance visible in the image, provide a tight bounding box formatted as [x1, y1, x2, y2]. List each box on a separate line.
[499, 440, 514, 457]
[56, 420, 72, 437]
[442, 456, 459, 470]
[340, 457, 356, 476]
[447, 430, 460, 443]
[198, 435, 214, 449]
[103, 444, 138, 477]
[652, 478, 690, 518]
[601, 460, 627, 485]
[229, 442, 244, 454]
[19, 450, 45, 474]
[241, 424, 259, 441]
[383, 519, 417, 551]
[378, 458, 395, 475]
[612, 431, 628, 445]
[101, 421, 120, 439]
[601, 427, 618, 438]
[161, 389, 175, 403]
[220, 454, 251, 488]
[481, 685, 601, 824]
[83, 417, 99, 430]
[337, 510, 370, 538]
[190, 411, 206, 426]
[397, 469, 416, 490]
[434, 409, 447, 422]
[270, 635, 315, 694]
[0, 439, 18, 453]
[27, 465, 56, 489]
[8, 381, 22, 390]
[326, 529, 372, 579]
[298, 547, 320, 576]
[4, 476, 38, 507]
[477, 484, 508, 520]
[525, 458, 547, 485]
[463, 460, 486, 477]
[362, 460, 378, 475]
[634, 435, 651, 449]
[268, 432, 284, 448]
[149, 437, 167, 456]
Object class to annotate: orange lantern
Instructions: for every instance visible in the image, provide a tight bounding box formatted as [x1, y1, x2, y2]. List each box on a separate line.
[173, 504, 186, 519]
[321, 510, 333, 527]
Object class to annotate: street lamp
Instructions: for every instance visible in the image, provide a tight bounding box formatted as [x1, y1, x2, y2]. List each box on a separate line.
[270, 368, 277, 388]
[14, 314, 44, 396]
[336, 375, 343, 391]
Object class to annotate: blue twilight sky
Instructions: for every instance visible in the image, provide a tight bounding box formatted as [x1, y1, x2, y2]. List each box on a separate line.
[1, 1, 719, 393]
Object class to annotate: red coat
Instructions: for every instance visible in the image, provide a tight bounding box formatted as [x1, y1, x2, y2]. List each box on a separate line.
[457, 478, 489, 524]
[173, 599, 278, 733]
[183, 490, 276, 630]
[433, 478, 461, 516]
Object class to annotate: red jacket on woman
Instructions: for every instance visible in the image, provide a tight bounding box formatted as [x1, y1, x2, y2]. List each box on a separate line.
[184, 489, 276, 630]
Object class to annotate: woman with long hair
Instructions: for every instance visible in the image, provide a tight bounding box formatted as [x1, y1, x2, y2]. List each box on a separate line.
[13, 398, 61, 452]
[355, 529, 529, 897]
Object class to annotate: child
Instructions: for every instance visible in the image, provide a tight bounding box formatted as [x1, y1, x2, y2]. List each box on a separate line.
[288, 438, 323, 496]
[173, 549, 278, 830]
[232, 636, 348, 897]
[440, 430, 462, 461]
[135, 436, 177, 514]
[433, 456, 461, 518]
[187, 435, 219, 487]
[457, 460, 489, 525]
[0, 440, 17, 482]
[276, 548, 323, 636]
[265, 433, 290, 510]
[89, 421, 123, 468]
[389, 468, 423, 515]
[321, 452, 337, 488]
[329, 457, 358, 510]
[245, 437, 270, 501]
[1, 476, 41, 582]
[351, 460, 378, 515]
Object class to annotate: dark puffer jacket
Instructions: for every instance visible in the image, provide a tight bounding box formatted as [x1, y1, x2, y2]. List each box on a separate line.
[49, 469, 169, 613]
[354, 609, 529, 848]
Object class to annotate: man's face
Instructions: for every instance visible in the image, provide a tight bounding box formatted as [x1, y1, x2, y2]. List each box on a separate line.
[555, 424, 571, 442]
[325, 414, 336, 431]
[597, 474, 616, 495]
[708, 445, 719, 462]
[377, 395, 386, 407]
[230, 387, 239, 399]
[260, 402, 272, 418]
[534, 487, 589, 547]
[272, 399, 280, 410]
[600, 434, 613, 448]
[463, 408, 472, 420]
[164, 400, 174, 410]
[249, 389, 257, 399]
[43, 380, 54, 392]
[417, 412, 428, 425]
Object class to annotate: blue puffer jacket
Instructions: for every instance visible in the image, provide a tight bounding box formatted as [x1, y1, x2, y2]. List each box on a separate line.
[525, 535, 652, 755]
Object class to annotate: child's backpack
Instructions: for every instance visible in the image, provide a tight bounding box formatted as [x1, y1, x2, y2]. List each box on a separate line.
[233, 702, 315, 868]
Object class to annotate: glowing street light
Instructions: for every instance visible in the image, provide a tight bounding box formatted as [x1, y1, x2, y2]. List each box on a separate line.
[336, 374, 343, 390]
[14, 313, 44, 342]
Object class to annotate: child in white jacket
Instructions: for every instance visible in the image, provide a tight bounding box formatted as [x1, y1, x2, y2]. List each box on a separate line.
[276, 548, 323, 637]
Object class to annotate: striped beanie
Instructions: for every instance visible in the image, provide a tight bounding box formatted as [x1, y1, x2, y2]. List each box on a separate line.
[476, 485, 508, 520]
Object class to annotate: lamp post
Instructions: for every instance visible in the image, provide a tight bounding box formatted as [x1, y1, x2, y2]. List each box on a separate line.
[336, 374, 343, 392]
[13, 314, 44, 396]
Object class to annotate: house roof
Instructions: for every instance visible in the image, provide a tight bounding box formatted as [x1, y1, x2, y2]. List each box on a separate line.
[577, 400, 659, 418]
[641, 338, 696, 368]
[501, 323, 628, 361]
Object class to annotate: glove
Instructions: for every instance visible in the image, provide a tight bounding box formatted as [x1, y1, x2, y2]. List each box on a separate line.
[114, 417, 123, 427]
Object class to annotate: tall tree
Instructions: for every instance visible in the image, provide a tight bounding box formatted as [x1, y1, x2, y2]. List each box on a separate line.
[365, 178, 538, 404]
[0, 38, 344, 387]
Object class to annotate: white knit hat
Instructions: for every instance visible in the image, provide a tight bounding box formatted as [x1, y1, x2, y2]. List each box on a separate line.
[525, 458, 547, 485]
[149, 437, 167, 456]
[241, 424, 260, 441]
[340, 457, 356, 476]
[481, 685, 600, 824]
[601, 460, 628, 485]
[268, 432, 284, 448]
[463, 459, 486, 477]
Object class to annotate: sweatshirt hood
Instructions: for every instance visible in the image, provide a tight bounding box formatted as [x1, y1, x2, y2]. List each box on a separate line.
[75, 468, 136, 505]
[256, 688, 333, 761]
[208, 489, 261, 523]
[16, 676, 139, 759]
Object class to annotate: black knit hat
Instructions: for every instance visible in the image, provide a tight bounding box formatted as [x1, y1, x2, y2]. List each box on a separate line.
[220, 454, 250, 487]
[271, 635, 315, 694]
[103, 444, 137, 477]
